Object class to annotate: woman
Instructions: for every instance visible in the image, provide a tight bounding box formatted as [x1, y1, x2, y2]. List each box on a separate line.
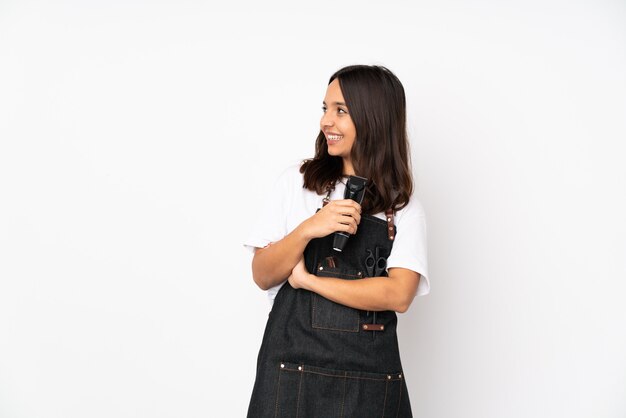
[245, 65, 429, 417]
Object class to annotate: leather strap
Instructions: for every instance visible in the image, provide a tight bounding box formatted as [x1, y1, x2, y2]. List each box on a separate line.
[385, 209, 395, 241]
[362, 324, 385, 331]
[325, 256, 336, 268]
[322, 183, 333, 207]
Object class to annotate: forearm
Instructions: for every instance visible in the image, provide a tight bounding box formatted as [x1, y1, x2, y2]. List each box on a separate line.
[305, 272, 420, 313]
[252, 199, 363, 290]
[251, 223, 311, 290]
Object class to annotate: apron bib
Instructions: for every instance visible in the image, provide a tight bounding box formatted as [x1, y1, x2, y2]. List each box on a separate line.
[247, 212, 413, 418]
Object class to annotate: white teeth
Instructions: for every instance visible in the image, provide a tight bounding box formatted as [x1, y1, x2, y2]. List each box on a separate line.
[327, 134, 343, 140]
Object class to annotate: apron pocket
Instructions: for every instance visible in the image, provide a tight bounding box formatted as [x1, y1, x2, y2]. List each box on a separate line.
[275, 361, 404, 418]
[311, 268, 362, 332]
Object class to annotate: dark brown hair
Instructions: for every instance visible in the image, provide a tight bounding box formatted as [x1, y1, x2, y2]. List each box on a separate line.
[300, 65, 413, 214]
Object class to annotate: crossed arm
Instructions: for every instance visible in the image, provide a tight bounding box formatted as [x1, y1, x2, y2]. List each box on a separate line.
[251, 199, 420, 313]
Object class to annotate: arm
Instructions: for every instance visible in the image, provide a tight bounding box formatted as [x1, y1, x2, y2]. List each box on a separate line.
[251, 223, 311, 290]
[288, 258, 421, 313]
[252, 199, 362, 290]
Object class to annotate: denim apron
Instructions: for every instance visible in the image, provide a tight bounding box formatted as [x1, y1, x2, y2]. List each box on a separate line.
[247, 209, 413, 417]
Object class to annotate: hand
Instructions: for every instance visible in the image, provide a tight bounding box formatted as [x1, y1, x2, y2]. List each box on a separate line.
[288, 257, 314, 290]
[300, 199, 362, 240]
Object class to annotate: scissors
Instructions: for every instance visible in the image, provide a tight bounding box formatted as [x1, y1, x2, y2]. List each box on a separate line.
[365, 247, 387, 277]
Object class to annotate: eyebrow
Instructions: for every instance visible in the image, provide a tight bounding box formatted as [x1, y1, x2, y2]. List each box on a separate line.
[323, 101, 347, 106]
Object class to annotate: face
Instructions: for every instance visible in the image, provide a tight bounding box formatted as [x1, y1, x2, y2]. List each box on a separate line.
[320, 78, 357, 173]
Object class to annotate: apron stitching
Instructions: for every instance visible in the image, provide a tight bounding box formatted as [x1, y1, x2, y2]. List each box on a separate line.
[300, 369, 400, 381]
[274, 364, 282, 418]
[312, 325, 360, 332]
[382, 379, 388, 418]
[295, 366, 303, 418]
[395, 380, 403, 418]
[340, 371, 347, 418]
[280, 364, 402, 381]
[311, 293, 317, 327]
[311, 294, 360, 332]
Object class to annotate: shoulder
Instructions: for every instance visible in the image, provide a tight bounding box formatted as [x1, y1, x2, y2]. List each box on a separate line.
[270, 160, 305, 190]
[267, 160, 311, 202]
[395, 194, 426, 224]
[276, 160, 306, 182]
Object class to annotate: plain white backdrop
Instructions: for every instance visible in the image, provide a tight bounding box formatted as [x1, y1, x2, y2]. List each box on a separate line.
[1, 1, 625, 417]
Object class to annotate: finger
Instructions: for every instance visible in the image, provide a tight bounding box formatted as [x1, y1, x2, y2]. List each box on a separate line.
[347, 207, 361, 224]
[344, 221, 358, 235]
[336, 216, 358, 234]
[330, 201, 358, 213]
[335, 199, 362, 210]
[288, 277, 299, 290]
[336, 207, 361, 225]
[327, 200, 362, 220]
[335, 221, 356, 235]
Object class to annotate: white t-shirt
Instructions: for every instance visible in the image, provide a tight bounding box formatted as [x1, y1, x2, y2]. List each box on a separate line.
[244, 162, 430, 304]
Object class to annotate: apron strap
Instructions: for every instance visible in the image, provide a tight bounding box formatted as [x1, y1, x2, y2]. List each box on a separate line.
[322, 182, 333, 207]
[385, 209, 395, 241]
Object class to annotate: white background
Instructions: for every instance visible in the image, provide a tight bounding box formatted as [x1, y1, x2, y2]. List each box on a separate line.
[1, 1, 625, 417]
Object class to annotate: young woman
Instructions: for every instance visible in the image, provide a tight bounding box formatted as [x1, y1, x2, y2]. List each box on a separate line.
[245, 65, 429, 417]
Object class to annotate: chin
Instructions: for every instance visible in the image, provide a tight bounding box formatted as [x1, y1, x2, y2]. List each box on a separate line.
[326, 148, 345, 158]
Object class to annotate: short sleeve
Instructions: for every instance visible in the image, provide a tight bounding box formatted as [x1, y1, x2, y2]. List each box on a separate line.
[386, 196, 430, 296]
[243, 165, 297, 252]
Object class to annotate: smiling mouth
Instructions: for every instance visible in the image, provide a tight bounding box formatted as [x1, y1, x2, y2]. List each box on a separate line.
[326, 134, 343, 141]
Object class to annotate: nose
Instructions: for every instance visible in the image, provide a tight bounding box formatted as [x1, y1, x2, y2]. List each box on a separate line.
[320, 111, 334, 129]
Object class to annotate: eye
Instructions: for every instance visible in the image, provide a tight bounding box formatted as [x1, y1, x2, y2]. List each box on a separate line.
[321, 106, 327, 113]
[338, 108, 347, 114]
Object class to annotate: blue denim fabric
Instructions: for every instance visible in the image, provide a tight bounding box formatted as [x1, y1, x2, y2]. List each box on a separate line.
[247, 214, 413, 417]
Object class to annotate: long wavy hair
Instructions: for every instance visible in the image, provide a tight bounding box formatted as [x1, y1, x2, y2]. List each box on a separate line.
[300, 65, 413, 214]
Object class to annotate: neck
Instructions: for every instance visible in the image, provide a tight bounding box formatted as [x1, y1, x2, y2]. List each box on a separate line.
[342, 158, 355, 176]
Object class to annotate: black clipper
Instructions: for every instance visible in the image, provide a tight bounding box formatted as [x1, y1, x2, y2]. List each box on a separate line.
[333, 175, 368, 252]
